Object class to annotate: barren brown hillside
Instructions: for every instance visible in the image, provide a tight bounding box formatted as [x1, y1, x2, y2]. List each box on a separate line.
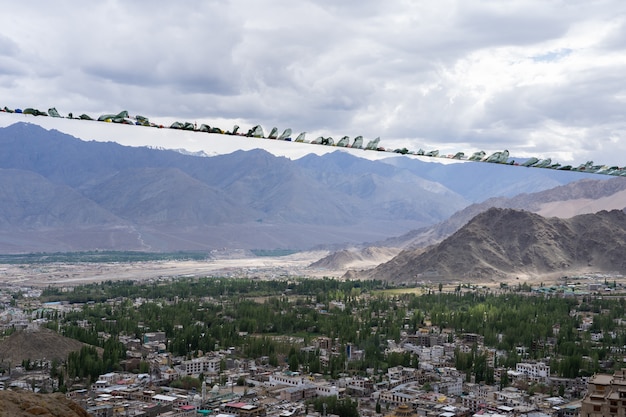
[380, 177, 626, 250]
[0, 327, 88, 365]
[309, 246, 401, 269]
[0, 390, 89, 417]
[357, 208, 626, 282]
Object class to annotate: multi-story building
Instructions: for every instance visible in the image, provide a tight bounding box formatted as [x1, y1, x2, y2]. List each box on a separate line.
[314, 336, 332, 351]
[279, 384, 316, 401]
[515, 361, 550, 383]
[315, 382, 341, 398]
[462, 333, 484, 345]
[181, 356, 221, 376]
[220, 402, 266, 417]
[461, 393, 486, 413]
[387, 366, 423, 388]
[383, 403, 416, 417]
[406, 330, 449, 348]
[434, 375, 463, 396]
[268, 372, 307, 387]
[144, 331, 166, 344]
[344, 376, 374, 396]
[378, 388, 418, 405]
[581, 369, 626, 417]
[495, 387, 526, 408]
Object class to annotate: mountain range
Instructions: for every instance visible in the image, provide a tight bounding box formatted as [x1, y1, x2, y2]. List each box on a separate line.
[316, 177, 626, 279]
[376, 176, 626, 250]
[0, 122, 618, 255]
[350, 207, 626, 282]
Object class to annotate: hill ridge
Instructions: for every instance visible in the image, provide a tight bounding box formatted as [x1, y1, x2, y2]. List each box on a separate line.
[0, 122, 615, 252]
[356, 207, 626, 282]
[0, 326, 93, 365]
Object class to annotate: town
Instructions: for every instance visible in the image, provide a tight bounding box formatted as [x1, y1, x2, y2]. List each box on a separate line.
[1, 273, 626, 417]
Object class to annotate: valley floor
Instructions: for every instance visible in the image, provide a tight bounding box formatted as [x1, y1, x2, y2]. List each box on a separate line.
[0, 251, 609, 289]
[0, 251, 348, 286]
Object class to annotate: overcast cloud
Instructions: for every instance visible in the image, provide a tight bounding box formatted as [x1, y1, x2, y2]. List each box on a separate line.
[1, 0, 626, 166]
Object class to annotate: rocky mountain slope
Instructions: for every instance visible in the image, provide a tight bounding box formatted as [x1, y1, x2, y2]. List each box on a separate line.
[314, 177, 626, 269]
[0, 390, 89, 417]
[352, 208, 626, 282]
[381, 177, 626, 250]
[0, 122, 610, 252]
[0, 327, 88, 365]
[0, 123, 470, 252]
[309, 246, 402, 270]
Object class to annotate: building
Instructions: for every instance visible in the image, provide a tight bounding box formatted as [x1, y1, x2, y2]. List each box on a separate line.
[384, 403, 415, 417]
[462, 333, 484, 345]
[314, 337, 332, 350]
[434, 375, 463, 396]
[181, 356, 221, 376]
[279, 384, 317, 401]
[344, 376, 374, 396]
[515, 362, 550, 383]
[144, 331, 166, 344]
[387, 366, 422, 388]
[315, 382, 341, 398]
[220, 402, 266, 417]
[581, 369, 626, 417]
[268, 372, 307, 387]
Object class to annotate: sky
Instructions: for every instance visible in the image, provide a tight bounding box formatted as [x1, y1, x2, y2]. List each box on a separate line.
[1, 1, 626, 166]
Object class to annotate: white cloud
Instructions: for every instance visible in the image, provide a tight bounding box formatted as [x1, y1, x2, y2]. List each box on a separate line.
[1, 0, 626, 166]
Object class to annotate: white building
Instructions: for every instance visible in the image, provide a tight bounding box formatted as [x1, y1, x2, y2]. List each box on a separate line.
[181, 356, 221, 376]
[435, 377, 463, 396]
[269, 373, 307, 387]
[515, 362, 550, 383]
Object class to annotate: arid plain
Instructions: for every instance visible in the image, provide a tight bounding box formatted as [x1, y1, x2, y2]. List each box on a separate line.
[0, 251, 346, 287]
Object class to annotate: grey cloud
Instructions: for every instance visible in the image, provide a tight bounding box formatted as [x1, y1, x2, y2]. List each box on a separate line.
[597, 14, 626, 50]
[455, 5, 570, 47]
[2, 0, 626, 166]
[0, 34, 19, 58]
[481, 70, 626, 130]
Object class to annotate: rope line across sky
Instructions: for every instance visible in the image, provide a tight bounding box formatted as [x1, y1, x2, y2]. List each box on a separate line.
[2, 105, 624, 177]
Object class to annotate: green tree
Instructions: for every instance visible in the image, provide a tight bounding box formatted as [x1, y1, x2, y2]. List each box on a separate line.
[500, 370, 509, 389]
[139, 361, 150, 374]
[308, 397, 359, 417]
[171, 376, 201, 391]
[289, 352, 300, 372]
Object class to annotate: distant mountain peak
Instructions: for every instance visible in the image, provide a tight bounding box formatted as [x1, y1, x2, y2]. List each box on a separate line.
[146, 146, 214, 158]
[0, 122, 618, 254]
[360, 208, 626, 282]
[0, 123, 466, 252]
